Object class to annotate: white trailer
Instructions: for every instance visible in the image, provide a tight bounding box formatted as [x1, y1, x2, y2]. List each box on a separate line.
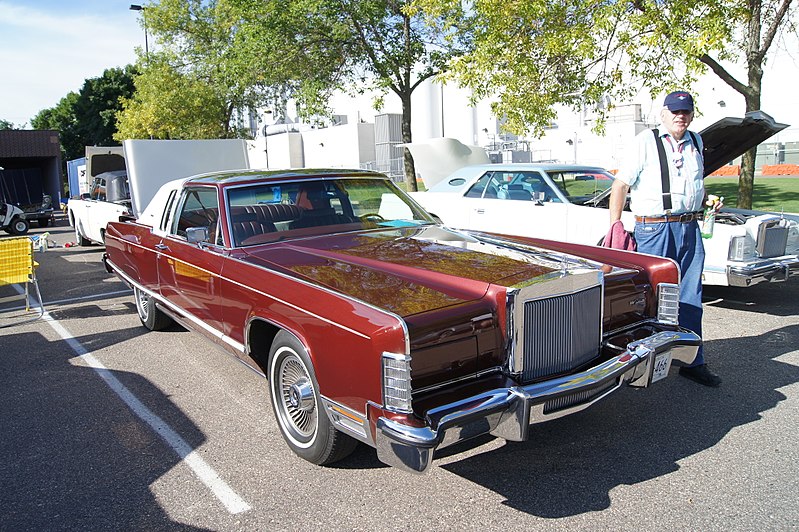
[69, 139, 251, 246]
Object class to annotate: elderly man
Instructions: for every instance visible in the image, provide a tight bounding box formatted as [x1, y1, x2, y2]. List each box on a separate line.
[609, 91, 721, 387]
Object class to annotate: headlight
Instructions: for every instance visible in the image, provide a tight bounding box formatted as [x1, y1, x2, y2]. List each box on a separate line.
[728, 235, 754, 261]
[382, 352, 412, 413]
[657, 283, 679, 325]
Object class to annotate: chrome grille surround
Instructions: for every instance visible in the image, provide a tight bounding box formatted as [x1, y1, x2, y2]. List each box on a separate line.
[507, 269, 603, 383]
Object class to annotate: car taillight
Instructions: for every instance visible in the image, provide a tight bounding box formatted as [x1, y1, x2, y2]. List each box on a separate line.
[657, 283, 679, 325]
[382, 352, 412, 413]
[728, 235, 754, 261]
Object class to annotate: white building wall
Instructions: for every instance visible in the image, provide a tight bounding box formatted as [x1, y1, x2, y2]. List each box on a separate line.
[255, 32, 797, 172]
[300, 123, 375, 169]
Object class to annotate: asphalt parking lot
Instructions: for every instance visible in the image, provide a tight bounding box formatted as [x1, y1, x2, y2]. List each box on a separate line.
[2, 217, 798, 531]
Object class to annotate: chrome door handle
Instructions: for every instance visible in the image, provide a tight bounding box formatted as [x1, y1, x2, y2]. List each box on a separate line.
[155, 243, 169, 251]
[475, 209, 485, 214]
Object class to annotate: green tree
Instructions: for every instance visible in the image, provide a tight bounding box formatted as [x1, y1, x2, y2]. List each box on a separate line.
[1, 119, 19, 130]
[415, 0, 796, 207]
[74, 65, 137, 146]
[321, 0, 472, 190]
[117, 0, 273, 140]
[31, 92, 82, 160]
[132, 0, 470, 190]
[116, 54, 235, 139]
[31, 67, 136, 161]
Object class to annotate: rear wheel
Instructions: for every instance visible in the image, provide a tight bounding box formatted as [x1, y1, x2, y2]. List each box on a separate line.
[268, 331, 357, 465]
[134, 287, 173, 331]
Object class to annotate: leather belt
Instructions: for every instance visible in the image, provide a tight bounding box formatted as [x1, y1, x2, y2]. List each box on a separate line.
[635, 211, 702, 224]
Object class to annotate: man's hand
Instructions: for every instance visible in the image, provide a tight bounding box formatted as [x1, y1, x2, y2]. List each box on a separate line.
[706, 194, 724, 213]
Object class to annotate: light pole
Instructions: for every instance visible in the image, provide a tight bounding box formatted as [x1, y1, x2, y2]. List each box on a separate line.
[129, 4, 149, 59]
[566, 133, 578, 163]
[263, 110, 273, 169]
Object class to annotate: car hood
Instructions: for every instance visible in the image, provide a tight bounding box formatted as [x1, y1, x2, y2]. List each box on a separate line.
[700, 111, 788, 176]
[239, 225, 603, 317]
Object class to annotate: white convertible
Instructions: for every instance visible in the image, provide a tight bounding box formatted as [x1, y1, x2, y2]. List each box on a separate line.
[411, 112, 799, 287]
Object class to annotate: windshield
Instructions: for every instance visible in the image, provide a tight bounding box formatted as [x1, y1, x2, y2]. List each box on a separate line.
[226, 177, 435, 247]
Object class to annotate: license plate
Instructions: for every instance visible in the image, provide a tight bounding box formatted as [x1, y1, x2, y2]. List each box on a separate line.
[651, 351, 672, 383]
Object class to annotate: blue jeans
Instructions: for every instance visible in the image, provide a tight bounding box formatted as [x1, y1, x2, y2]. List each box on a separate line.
[634, 220, 705, 367]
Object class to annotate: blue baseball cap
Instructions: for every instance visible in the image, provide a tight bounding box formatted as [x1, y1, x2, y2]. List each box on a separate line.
[664, 91, 694, 112]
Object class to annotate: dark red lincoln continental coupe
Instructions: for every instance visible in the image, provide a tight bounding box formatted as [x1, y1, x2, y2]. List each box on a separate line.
[103, 168, 700, 473]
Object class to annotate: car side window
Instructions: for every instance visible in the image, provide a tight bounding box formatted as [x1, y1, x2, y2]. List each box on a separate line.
[465, 173, 501, 199]
[521, 173, 550, 201]
[90, 178, 106, 201]
[171, 187, 219, 242]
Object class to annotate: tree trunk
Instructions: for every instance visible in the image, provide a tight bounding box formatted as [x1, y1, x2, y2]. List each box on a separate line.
[400, 93, 418, 191]
[736, 82, 763, 209]
[736, 0, 764, 209]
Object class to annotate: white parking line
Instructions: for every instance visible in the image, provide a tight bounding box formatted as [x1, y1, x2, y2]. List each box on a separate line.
[42, 312, 252, 515]
[2, 289, 133, 313]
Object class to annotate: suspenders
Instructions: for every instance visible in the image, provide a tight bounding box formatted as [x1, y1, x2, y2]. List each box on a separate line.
[651, 129, 700, 213]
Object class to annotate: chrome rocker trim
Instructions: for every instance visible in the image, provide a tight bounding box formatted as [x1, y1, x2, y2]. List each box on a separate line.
[375, 329, 700, 473]
[727, 256, 799, 287]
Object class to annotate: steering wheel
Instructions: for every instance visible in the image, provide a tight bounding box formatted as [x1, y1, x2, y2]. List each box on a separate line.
[359, 213, 386, 223]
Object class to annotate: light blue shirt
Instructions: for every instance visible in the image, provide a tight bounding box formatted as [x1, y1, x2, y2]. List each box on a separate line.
[615, 126, 705, 216]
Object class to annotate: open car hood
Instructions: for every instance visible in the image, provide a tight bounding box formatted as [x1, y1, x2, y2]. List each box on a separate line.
[700, 111, 788, 176]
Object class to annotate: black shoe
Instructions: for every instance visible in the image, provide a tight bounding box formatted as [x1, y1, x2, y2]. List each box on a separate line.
[679, 364, 721, 387]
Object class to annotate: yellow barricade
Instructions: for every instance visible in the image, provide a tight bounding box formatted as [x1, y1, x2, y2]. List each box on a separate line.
[0, 236, 45, 327]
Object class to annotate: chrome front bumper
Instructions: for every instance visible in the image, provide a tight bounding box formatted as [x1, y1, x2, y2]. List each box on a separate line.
[727, 256, 799, 287]
[375, 329, 700, 473]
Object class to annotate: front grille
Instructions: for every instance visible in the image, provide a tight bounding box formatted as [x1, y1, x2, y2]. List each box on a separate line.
[520, 285, 602, 382]
[543, 378, 617, 415]
[757, 221, 788, 258]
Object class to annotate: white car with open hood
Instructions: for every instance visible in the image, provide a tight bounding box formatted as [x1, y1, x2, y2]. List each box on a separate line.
[411, 111, 799, 287]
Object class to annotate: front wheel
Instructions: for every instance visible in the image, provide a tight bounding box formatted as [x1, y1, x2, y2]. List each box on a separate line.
[10, 217, 29, 235]
[37, 217, 51, 228]
[268, 331, 357, 465]
[134, 286, 173, 331]
[75, 223, 91, 246]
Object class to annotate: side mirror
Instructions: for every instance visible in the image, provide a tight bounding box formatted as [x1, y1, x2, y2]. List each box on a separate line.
[186, 226, 210, 245]
[80, 193, 91, 200]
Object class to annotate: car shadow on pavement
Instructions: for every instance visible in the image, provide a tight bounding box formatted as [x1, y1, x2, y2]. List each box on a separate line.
[0, 327, 213, 530]
[440, 323, 799, 517]
[704, 282, 798, 317]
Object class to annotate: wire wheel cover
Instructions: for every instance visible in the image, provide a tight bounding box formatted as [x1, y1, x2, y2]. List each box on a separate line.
[135, 289, 150, 320]
[277, 353, 317, 442]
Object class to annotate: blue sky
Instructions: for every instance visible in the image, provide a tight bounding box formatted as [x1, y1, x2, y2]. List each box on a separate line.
[0, 0, 143, 125]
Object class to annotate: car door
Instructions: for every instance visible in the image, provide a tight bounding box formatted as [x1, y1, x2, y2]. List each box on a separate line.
[156, 186, 226, 336]
[466, 170, 569, 241]
[83, 177, 107, 243]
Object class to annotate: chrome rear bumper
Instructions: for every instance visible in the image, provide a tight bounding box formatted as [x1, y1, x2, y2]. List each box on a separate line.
[727, 256, 799, 287]
[375, 329, 700, 473]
